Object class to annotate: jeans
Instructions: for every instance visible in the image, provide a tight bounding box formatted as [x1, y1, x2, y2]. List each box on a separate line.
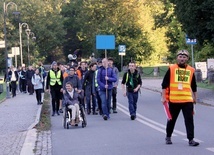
[127, 91, 139, 116]
[112, 87, 117, 110]
[86, 93, 97, 113]
[99, 89, 112, 117]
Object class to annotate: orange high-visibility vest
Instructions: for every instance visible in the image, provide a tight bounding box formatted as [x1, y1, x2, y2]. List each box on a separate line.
[169, 64, 194, 103]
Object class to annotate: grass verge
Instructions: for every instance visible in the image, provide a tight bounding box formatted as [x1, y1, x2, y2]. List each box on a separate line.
[0, 83, 6, 103]
[197, 81, 214, 90]
[35, 92, 51, 131]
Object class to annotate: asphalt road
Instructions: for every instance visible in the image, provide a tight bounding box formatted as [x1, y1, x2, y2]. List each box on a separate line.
[50, 87, 214, 155]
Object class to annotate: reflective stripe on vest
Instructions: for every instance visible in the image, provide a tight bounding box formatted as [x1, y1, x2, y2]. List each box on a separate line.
[95, 70, 98, 87]
[49, 70, 62, 86]
[169, 64, 194, 103]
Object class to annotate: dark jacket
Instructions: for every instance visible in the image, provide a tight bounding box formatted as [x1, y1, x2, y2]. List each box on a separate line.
[20, 70, 27, 80]
[121, 69, 142, 92]
[82, 70, 96, 94]
[8, 70, 18, 82]
[63, 75, 81, 90]
[97, 66, 117, 91]
[26, 69, 35, 81]
[63, 90, 79, 106]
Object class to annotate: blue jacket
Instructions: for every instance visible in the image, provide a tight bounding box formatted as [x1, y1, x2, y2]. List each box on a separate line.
[97, 66, 117, 91]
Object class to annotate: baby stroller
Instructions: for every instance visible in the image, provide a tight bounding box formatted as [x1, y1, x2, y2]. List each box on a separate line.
[62, 91, 87, 129]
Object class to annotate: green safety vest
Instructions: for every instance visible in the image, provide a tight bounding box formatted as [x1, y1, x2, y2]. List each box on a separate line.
[49, 70, 62, 86]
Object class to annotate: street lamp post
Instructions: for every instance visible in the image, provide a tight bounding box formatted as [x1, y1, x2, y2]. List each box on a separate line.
[3, 2, 20, 98]
[25, 29, 36, 66]
[19, 23, 29, 66]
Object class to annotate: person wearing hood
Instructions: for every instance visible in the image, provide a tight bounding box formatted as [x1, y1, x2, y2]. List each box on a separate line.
[46, 61, 63, 116]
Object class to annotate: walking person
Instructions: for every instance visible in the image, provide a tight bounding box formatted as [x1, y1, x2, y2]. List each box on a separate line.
[82, 62, 97, 115]
[38, 62, 46, 104]
[97, 58, 117, 120]
[95, 59, 103, 115]
[32, 68, 43, 105]
[8, 66, 19, 97]
[46, 61, 64, 116]
[108, 58, 119, 113]
[121, 61, 142, 120]
[26, 66, 35, 95]
[20, 66, 27, 93]
[161, 49, 199, 146]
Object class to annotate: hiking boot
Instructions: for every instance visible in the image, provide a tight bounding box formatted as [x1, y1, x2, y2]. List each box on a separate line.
[189, 140, 199, 146]
[130, 115, 136, 120]
[165, 137, 172, 144]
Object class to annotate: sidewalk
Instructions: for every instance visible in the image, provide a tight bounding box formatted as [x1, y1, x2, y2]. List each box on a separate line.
[142, 78, 214, 106]
[0, 92, 42, 155]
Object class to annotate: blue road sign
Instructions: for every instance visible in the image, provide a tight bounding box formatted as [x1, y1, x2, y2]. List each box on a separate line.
[118, 45, 126, 55]
[96, 35, 115, 50]
[186, 35, 197, 45]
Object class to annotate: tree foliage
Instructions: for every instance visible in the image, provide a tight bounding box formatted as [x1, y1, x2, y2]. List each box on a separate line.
[1, 0, 213, 71]
[170, 0, 214, 45]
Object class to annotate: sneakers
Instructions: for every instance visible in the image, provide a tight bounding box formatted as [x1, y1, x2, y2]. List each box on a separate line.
[113, 109, 118, 113]
[103, 115, 108, 120]
[165, 138, 199, 146]
[189, 140, 199, 146]
[165, 137, 172, 144]
[59, 109, 63, 113]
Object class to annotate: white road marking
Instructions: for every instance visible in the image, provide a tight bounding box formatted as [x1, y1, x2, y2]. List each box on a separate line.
[117, 102, 204, 143]
[206, 148, 214, 153]
[117, 103, 177, 136]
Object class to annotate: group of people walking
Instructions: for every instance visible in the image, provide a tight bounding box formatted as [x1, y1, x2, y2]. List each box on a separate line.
[4, 63, 46, 105]
[4, 48, 199, 147]
[46, 57, 143, 122]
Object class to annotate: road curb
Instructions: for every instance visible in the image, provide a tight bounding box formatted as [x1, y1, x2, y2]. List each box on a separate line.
[143, 86, 214, 106]
[20, 104, 43, 155]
